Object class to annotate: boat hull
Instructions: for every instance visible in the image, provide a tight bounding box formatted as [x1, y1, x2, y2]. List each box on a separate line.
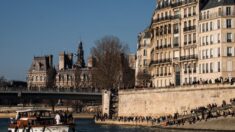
[8, 125, 74, 132]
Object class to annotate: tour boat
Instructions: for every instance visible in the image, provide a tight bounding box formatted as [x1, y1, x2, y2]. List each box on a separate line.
[8, 109, 75, 132]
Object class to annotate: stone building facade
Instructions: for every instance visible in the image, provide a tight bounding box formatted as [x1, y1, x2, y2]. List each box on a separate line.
[136, 0, 235, 88]
[55, 42, 95, 89]
[27, 42, 96, 89]
[27, 55, 56, 88]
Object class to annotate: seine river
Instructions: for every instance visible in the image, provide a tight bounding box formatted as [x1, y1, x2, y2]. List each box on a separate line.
[0, 118, 209, 132]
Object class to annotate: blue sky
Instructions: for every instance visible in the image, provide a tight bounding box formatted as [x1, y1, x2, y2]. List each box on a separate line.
[0, 0, 155, 81]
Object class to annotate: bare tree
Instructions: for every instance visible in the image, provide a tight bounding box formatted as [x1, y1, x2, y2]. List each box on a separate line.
[91, 36, 129, 90]
[0, 76, 7, 87]
[136, 71, 151, 87]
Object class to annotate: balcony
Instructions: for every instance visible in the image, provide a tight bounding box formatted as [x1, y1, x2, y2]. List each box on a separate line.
[172, 15, 181, 19]
[227, 53, 232, 57]
[153, 16, 172, 23]
[174, 29, 179, 34]
[180, 55, 198, 61]
[227, 25, 232, 28]
[149, 58, 172, 66]
[183, 26, 196, 32]
[173, 43, 179, 48]
[227, 39, 232, 43]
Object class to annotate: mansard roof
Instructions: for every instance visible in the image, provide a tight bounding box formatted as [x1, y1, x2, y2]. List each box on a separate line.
[201, 0, 235, 10]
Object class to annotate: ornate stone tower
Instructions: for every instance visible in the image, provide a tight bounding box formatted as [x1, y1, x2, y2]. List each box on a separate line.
[77, 41, 85, 68]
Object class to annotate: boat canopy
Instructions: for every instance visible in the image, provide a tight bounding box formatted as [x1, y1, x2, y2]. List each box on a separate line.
[16, 109, 51, 113]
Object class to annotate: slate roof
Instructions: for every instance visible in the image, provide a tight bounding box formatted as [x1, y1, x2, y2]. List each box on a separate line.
[201, 0, 235, 10]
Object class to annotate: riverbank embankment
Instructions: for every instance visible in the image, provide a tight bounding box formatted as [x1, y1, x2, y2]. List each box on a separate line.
[95, 117, 235, 131]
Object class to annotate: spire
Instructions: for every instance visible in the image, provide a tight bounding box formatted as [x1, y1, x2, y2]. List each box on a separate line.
[77, 41, 85, 68]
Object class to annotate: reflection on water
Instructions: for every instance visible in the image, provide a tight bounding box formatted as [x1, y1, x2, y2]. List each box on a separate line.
[0, 118, 212, 132]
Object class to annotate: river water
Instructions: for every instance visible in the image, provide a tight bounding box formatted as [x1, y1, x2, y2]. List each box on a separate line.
[0, 118, 210, 132]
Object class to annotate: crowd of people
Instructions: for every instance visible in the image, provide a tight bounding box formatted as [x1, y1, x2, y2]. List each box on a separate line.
[95, 98, 235, 127]
[182, 77, 235, 86]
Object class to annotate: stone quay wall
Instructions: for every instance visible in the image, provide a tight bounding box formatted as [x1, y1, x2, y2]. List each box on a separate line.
[118, 84, 235, 117]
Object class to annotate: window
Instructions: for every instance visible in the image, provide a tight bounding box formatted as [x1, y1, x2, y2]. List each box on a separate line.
[143, 59, 147, 66]
[227, 47, 232, 56]
[218, 33, 220, 43]
[143, 50, 147, 56]
[206, 23, 208, 31]
[206, 36, 208, 45]
[193, 6, 196, 15]
[188, 7, 192, 16]
[209, 22, 212, 31]
[226, 19, 232, 28]
[218, 8, 222, 16]
[227, 61, 232, 72]
[210, 62, 213, 73]
[193, 33, 196, 43]
[210, 48, 213, 58]
[184, 8, 187, 17]
[217, 20, 220, 29]
[202, 64, 205, 73]
[206, 63, 208, 73]
[210, 35, 213, 44]
[193, 63, 196, 73]
[207, 11, 209, 19]
[188, 34, 192, 44]
[184, 64, 187, 73]
[202, 23, 205, 32]
[218, 48, 220, 57]
[199, 64, 201, 74]
[184, 35, 187, 45]
[226, 7, 231, 16]
[218, 62, 221, 72]
[227, 33, 232, 42]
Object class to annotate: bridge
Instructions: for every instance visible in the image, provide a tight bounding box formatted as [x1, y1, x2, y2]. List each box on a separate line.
[0, 87, 102, 103]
